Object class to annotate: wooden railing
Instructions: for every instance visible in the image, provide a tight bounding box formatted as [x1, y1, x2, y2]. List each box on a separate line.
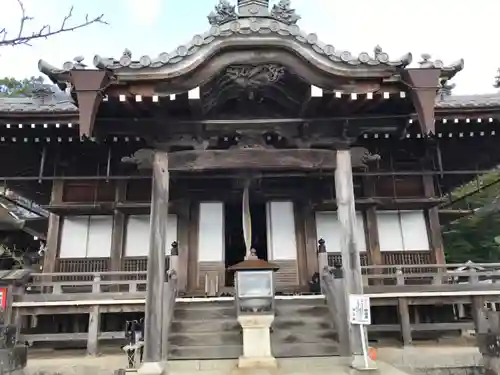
[24, 271, 149, 295]
[16, 262, 500, 299]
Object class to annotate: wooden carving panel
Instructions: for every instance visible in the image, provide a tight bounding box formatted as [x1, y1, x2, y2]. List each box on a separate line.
[63, 181, 115, 202]
[126, 180, 152, 202]
[374, 176, 424, 197]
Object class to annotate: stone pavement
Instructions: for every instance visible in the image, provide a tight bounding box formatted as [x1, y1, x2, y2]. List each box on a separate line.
[24, 346, 483, 375]
[25, 354, 411, 375]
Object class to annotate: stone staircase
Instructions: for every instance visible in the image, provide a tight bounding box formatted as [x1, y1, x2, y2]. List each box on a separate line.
[168, 296, 338, 360]
[272, 297, 338, 357]
[168, 300, 242, 360]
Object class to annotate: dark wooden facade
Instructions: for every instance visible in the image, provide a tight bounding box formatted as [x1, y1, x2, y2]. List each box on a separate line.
[1, 0, 499, 296]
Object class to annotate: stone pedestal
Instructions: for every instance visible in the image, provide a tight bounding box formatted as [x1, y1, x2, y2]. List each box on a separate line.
[137, 361, 167, 375]
[351, 354, 377, 371]
[237, 314, 277, 369]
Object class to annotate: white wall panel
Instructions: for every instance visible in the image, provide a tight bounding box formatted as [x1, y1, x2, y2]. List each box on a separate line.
[198, 202, 224, 262]
[124, 215, 150, 257]
[377, 210, 429, 251]
[400, 211, 430, 251]
[124, 214, 178, 257]
[86, 216, 113, 258]
[377, 211, 404, 252]
[266, 201, 297, 260]
[314, 211, 366, 253]
[59, 216, 88, 258]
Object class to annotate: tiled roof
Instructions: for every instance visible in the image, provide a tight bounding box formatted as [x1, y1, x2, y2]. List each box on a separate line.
[436, 94, 500, 109]
[0, 94, 77, 113]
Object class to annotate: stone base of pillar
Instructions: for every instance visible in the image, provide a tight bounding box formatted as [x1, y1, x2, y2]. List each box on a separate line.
[351, 354, 377, 371]
[137, 361, 167, 375]
[237, 314, 277, 369]
[238, 356, 277, 368]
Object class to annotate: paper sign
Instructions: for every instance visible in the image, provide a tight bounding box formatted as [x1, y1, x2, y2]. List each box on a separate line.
[349, 294, 371, 325]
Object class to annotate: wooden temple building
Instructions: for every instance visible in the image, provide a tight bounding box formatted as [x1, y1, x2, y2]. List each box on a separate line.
[1, 0, 500, 359]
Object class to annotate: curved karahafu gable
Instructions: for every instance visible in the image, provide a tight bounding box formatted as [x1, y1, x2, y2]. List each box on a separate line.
[35, 0, 464, 137]
[39, 0, 415, 88]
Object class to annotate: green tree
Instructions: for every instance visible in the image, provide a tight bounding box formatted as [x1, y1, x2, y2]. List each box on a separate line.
[442, 170, 500, 263]
[0, 76, 44, 97]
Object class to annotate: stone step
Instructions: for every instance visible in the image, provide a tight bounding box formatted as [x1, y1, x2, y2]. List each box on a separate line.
[171, 318, 240, 333]
[169, 331, 242, 347]
[174, 306, 236, 321]
[274, 297, 326, 307]
[273, 315, 334, 330]
[271, 328, 337, 344]
[271, 342, 338, 358]
[275, 304, 330, 317]
[168, 344, 243, 360]
[176, 301, 235, 309]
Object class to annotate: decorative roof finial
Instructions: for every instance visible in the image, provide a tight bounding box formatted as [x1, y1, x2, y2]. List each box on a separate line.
[494, 68, 500, 89]
[238, 0, 270, 17]
[438, 78, 455, 99]
[270, 0, 300, 25]
[208, 0, 237, 26]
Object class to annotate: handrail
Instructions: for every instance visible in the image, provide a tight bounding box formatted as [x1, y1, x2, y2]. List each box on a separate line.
[162, 269, 178, 359]
[321, 266, 350, 356]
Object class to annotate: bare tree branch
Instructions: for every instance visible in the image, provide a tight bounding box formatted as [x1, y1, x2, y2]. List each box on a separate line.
[0, 0, 107, 47]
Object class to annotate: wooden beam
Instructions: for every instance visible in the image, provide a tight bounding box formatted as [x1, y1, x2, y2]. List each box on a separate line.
[43, 180, 63, 273]
[363, 177, 381, 266]
[423, 175, 446, 264]
[143, 152, 169, 363]
[110, 182, 127, 272]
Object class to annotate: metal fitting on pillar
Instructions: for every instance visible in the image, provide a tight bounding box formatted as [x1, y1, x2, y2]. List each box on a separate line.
[170, 241, 179, 275]
[170, 241, 179, 256]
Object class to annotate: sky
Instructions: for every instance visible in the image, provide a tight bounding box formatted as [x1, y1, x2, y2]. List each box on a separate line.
[0, 0, 497, 95]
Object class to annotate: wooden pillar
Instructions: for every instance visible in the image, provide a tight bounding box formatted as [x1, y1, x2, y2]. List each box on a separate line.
[294, 202, 308, 287]
[363, 177, 381, 266]
[187, 202, 199, 292]
[110, 181, 127, 272]
[87, 305, 101, 356]
[423, 175, 446, 264]
[143, 152, 169, 364]
[334, 148, 365, 360]
[398, 297, 412, 346]
[43, 180, 64, 273]
[176, 200, 190, 293]
[304, 205, 319, 278]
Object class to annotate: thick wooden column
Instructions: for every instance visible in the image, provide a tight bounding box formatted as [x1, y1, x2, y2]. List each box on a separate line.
[334, 148, 365, 362]
[110, 181, 127, 272]
[304, 204, 319, 278]
[187, 202, 199, 292]
[423, 175, 446, 264]
[143, 152, 170, 366]
[294, 202, 309, 287]
[363, 178, 381, 266]
[43, 180, 64, 273]
[176, 200, 190, 292]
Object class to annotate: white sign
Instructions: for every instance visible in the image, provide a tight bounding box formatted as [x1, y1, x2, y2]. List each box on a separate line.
[349, 294, 371, 325]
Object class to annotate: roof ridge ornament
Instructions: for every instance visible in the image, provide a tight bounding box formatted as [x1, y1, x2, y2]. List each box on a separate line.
[208, 0, 300, 26]
[270, 0, 300, 25]
[238, 0, 269, 17]
[208, 0, 238, 26]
